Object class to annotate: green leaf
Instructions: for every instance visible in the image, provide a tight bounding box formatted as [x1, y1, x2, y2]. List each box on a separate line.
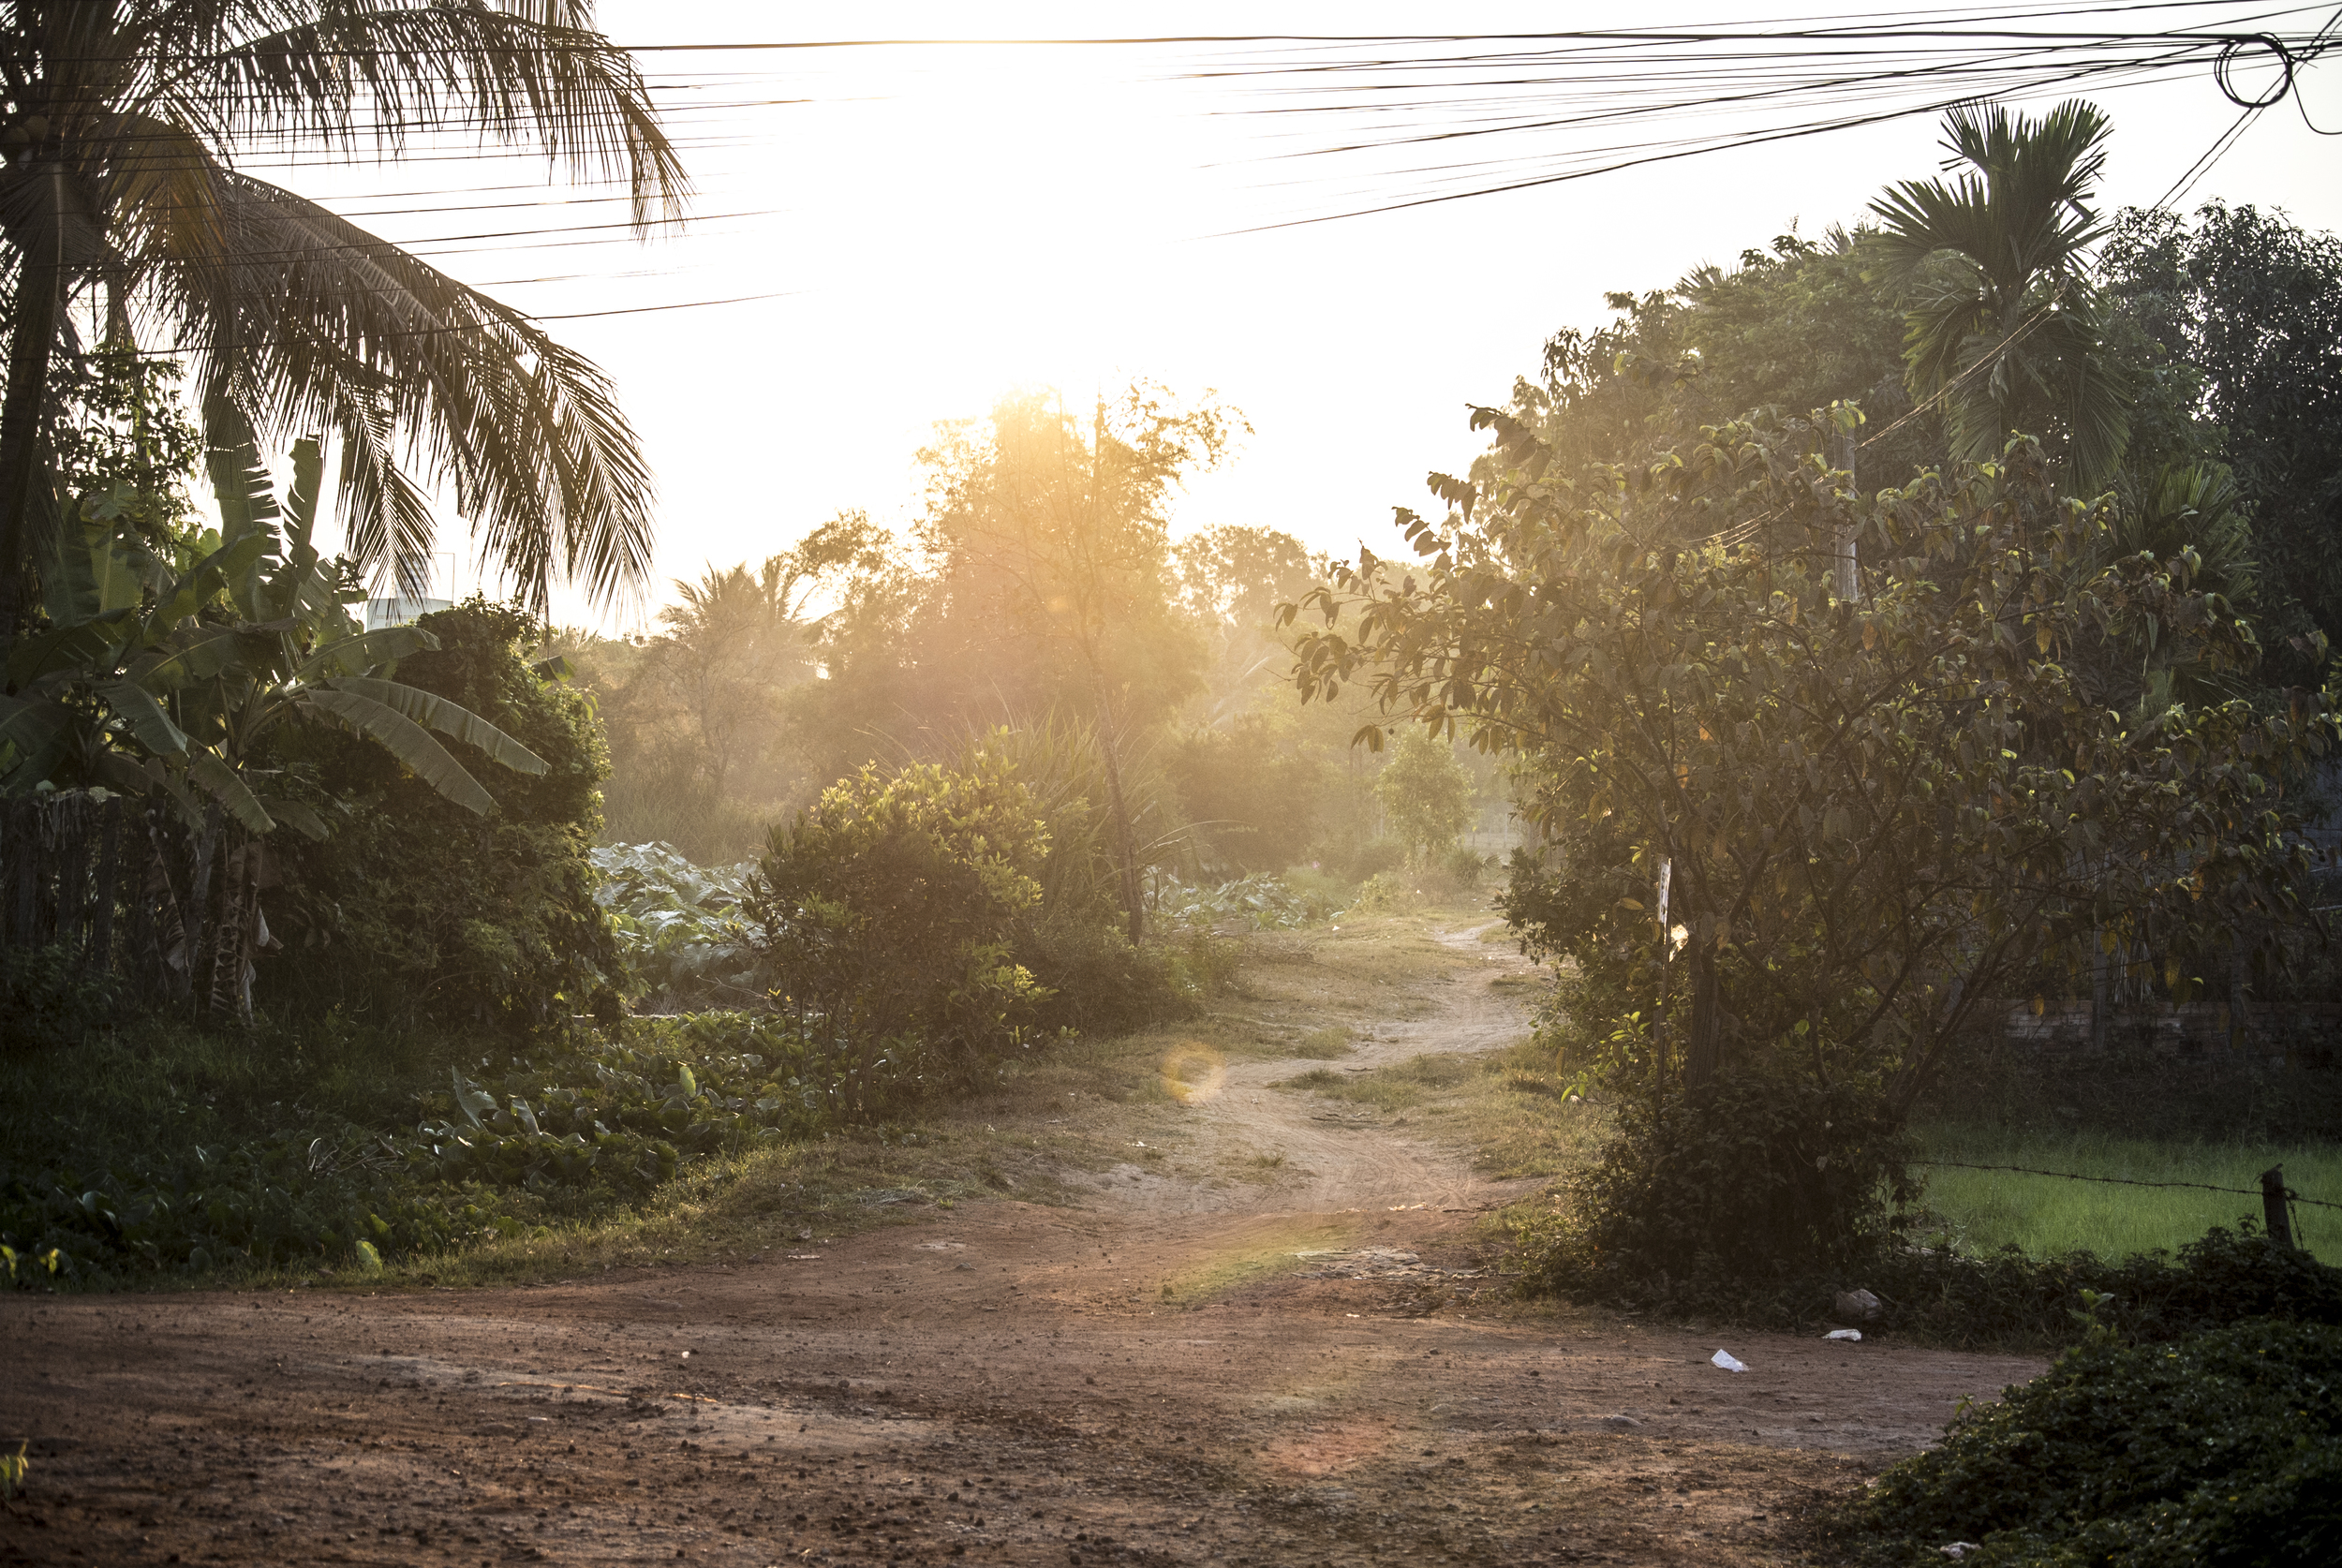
[323, 676, 548, 777]
[294, 686, 497, 814]
[293, 627, 437, 684]
[94, 680, 191, 757]
[257, 797, 332, 841]
[151, 532, 269, 628]
[188, 754, 275, 835]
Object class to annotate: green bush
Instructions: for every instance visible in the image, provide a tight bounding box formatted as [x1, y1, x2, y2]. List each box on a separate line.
[1834, 1317, 2342, 1567]
[1321, 836, 1405, 883]
[1863, 1224, 2342, 1347]
[1347, 870, 1425, 914]
[1511, 1069, 1917, 1316]
[1, 944, 123, 1053]
[745, 748, 1052, 1107]
[0, 1009, 861, 1286]
[261, 599, 622, 1031]
[1015, 919, 1182, 1039]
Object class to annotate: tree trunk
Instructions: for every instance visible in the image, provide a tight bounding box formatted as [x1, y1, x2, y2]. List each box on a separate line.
[0, 162, 66, 637]
[1684, 913, 1722, 1089]
[1096, 713, 1146, 949]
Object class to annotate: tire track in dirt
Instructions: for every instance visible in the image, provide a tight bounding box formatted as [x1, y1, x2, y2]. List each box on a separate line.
[1059, 921, 1545, 1217]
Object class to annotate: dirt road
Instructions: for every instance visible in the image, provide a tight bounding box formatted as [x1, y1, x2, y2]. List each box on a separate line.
[1, 920, 2043, 1567]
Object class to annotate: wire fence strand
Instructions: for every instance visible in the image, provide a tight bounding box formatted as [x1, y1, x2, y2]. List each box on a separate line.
[1912, 1158, 2342, 1211]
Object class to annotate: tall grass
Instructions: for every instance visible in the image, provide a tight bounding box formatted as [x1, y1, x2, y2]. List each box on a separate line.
[1913, 1122, 2342, 1265]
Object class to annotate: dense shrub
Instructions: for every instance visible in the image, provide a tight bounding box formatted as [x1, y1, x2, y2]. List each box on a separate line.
[1864, 1224, 2342, 1347]
[1511, 1071, 1917, 1316]
[1319, 836, 1405, 883]
[745, 749, 1053, 1107]
[0, 1012, 863, 1285]
[1835, 1317, 2342, 1566]
[260, 599, 622, 1031]
[0, 944, 123, 1053]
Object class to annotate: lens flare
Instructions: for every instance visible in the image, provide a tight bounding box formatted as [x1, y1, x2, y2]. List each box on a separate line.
[1161, 1043, 1227, 1104]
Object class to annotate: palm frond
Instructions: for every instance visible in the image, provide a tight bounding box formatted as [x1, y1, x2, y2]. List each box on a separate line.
[141, 169, 656, 612]
[323, 674, 548, 776]
[141, 0, 687, 230]
[293, 682, 497, 814]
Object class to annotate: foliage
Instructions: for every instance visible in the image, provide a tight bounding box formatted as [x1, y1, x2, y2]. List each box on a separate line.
[560, 518, 890, 859]
[2101, 201, 2342, 673]
[1834, 1316, 2342, 1567]
[1298, 420, 2334, 1117]
[1148, 872, 1327, 931]
[0, 1010, 857, 1286]
[0, 943, 123, 1054]
[785, 385, 1241, 944]
[4, 435, 561, 1026]
[1164, 717, 1329, 874]
[745, 748, 1053, 1108]
[260, 599, 620, 1033]
[588, 841, 761, 1011]
[1868, 99, 2131, 488]
[1512, 226, 1938, 492]
[409, 1017, 843, 1195]
[0, 0, 684, 626]
[1372, 727, 1475, 865]
[1509, 1071, 1918, 1311]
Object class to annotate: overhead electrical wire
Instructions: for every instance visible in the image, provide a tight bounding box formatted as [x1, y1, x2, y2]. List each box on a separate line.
[28, 2, 2330, 348]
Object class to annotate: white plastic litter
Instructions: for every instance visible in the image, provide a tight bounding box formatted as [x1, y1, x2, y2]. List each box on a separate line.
[1824, 1328, 1863, 1342]
[1939, 1546, 1982, 1561]
[1711, 1349, 1748, 1372]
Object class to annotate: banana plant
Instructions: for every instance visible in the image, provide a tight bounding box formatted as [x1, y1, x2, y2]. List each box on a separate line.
[1, 434, 550, 1025]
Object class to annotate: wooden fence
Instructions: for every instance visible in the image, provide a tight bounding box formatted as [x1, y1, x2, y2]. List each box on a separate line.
[0, 791, 190, 1003]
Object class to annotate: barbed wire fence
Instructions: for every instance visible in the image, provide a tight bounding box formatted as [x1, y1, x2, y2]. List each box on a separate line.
[1911, 1158, 2338, 1252]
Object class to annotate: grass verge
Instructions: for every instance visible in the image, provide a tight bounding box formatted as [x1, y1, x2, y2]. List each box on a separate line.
[1911, 1121, 2342, 1265]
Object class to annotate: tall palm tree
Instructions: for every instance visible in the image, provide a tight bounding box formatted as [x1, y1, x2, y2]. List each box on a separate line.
[0, 0, 687, 635]
[1869, 99, 2130, 490]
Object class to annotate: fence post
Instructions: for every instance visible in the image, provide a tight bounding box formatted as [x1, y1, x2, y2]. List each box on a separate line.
[2260, 1165, 2296, 1250]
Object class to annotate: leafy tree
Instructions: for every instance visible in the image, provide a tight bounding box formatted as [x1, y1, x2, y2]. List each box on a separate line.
[0, 0, 686, 632]
[2, 431, 557, 1024]
[1520, 228, 1936, 491]
[1372, 727, 1473, 865]
[264, 599, 621, 1032]
[1868, 99, 2131, 489]
[2100, 201, 2342, 666]
[1293, 409, 2333, 1117]
[1165, 717, 1329, 875]
[808, 384, 1239, 943]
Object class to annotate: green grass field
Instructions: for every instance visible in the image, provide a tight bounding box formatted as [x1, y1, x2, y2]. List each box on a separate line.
[1912, 1123, 2342, 1266]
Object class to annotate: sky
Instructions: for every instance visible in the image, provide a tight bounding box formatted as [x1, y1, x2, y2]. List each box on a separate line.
[255, 2, 2342, 632]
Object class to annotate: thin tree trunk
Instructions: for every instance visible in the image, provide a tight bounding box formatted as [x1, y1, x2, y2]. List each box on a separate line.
[1684, 914, 1722, 1089]
[0, 162, 66, 637]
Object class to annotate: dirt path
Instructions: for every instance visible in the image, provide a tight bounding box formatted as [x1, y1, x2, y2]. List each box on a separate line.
[1, 919, 2044, 1568]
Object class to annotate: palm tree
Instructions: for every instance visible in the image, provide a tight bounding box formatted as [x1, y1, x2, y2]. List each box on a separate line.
[1869, 99, 2130, 490]
[0, 0, 687, 636]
